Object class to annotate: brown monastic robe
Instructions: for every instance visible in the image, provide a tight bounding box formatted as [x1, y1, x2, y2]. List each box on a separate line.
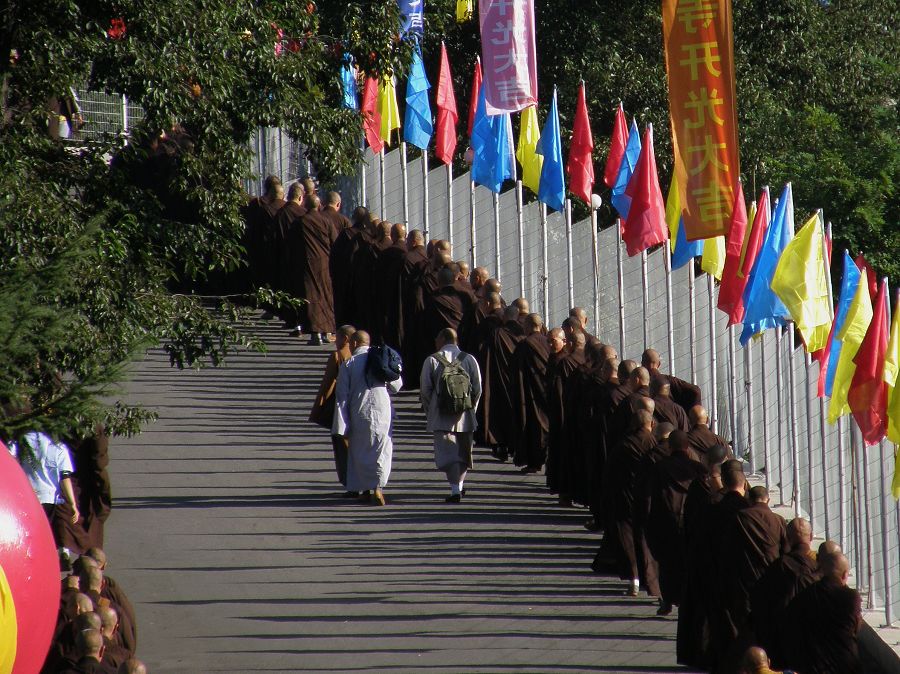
[102, 575, 137, 655]
[688, 423, 730, 458]
[275, 201, 307, 294]
[644, 448, 706, 606]
[423, 285, 472, 347]
[55, 428, 112, 555]
[655, 371, 702, 411]
[329, 225, 362, 327]
[376, 240, 408, 349]
[513, 332, 551, 469]
[604, 427, 658, 582]
[310, 343, 353, 485]
[320, 206, 352, 236]
[782, 578, 863, 674]
[568, 363, 606, 507]
[749, 547, 819, 665]
[245, 195, 286, 289]
[296, 209, 337, 334]
[399, 244, 428, 388]
[478, 317, 522, 448]
[546, 349, 585, 496]
[652, 394, 690, 431]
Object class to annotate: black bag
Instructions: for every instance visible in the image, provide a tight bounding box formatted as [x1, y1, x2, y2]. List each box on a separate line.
[365, 344, 403, 386]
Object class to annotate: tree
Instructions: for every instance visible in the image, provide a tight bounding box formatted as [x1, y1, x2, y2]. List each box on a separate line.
[0, 0, 412, 445]
[421, 0, 899, 276]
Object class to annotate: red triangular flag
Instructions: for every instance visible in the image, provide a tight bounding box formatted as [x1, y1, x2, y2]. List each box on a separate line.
[621, 124, 668, 256]
[566, 82, 594, 205]
[603, 103, 628, 188]
[467, 59, 482, 139]
[716, 181, 748, 321]
[855, 253, 878, 299]
[434, 43, 458, 166]
[361, 76, 383, 154]
[848, 278, 889, 445]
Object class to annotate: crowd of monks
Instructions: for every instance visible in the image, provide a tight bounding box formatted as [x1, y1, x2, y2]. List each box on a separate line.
[245, 176, 895, 674]
[44, 548, 145, 673]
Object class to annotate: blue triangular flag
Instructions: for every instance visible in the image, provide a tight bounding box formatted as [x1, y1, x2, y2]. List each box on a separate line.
[671, 217, 704, 269]
[403, 48, 432, 150]
[536, 88, 565, 212]
[340, 55, 358, 110]
[610, 119, 641, 219]
[824, 251, 861, 396]
[471, 85, 513, 193]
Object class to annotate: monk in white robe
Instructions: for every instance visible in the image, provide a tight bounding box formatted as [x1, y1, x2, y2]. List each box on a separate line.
[332, 330, 402, 505]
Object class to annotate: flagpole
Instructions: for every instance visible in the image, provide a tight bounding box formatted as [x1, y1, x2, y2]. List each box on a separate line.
[641, 249, 650, 348]
[850, 426, 865, 593]
[728, 325, 739, 452]
[818, 217, 833, 539]
[805, 350, 816, 531]
[400, 141, 410, 225]
[516, 180, 526, 297]
[688, 264, 697, 383]
[760, 333, 771, 490]
[775, 327, 786, 503]
[664, 246, 676, 374]
[859, 431, 875, 608]
[422, 150, 430, 238]
[360, 140, 368, 209]
[469, 180, 476, 269]
[787, 323, 801, 517]
[493, 192, 501, 280]
[616, 224, 626, 355]
[880, 286, 894, 626]
[838, 415, 848, 551]
[379, 149, 386, 218]
[708, 274, 719, 433]
[566, 199, 575, 309]
[745, 339, 757, 475]
[591, 206, 600, 337]
[541, 203, 550, 320]
[445, 163, 452, 244]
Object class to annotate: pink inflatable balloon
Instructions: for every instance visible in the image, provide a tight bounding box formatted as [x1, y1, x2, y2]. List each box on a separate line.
[0, 443, 61, 673]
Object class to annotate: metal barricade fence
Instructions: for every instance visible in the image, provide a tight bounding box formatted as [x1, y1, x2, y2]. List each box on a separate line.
[361, 146, 900, 627]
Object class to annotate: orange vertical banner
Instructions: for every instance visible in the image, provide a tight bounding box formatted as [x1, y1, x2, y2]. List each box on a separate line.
[662, 0, 740, 241]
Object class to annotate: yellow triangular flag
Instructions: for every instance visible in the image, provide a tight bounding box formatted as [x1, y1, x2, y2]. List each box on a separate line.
[770, 213, 833, 353]
[516, 105, 543, 195]
[456, 0, 474, 22]
[828, 268, 873, 422]
[665, 175, 681, 254]
[377, 75, 401, 145]
[701, 236, 725, 280]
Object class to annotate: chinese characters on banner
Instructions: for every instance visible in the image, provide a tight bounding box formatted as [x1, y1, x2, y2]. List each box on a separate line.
[398, 0, 424, 37]
[478, 0, 538, 115]
[662, 0, 740, 241]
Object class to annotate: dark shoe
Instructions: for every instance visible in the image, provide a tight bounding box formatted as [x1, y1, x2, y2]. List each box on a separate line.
[583, 518, 603, 532]
[521, 466, 540, 474]
[357, 490, 371, 503]
[656, 601, 673, 616]
[308, 335, 323, 346]
[444, 494, 461, 503]
[341, 491, 359, 498]
[558, 495, 574, 508]
[290, 327, 303, 337]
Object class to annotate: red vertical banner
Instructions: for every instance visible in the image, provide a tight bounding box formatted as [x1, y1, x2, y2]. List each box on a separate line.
[478, 0, 538, 115]
[662, 0, 740, 241]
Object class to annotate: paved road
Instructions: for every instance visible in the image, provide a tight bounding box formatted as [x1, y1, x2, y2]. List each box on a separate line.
[106, 320, 694, 673]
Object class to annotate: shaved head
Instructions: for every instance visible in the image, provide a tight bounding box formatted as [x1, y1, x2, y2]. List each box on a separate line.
[635, 409, 654, 430]
[641, 348, 661, 370]
[631, 366, 651, 386]
[669, 429, 690, 452]
[472, 266, 489, 287]
[84, 548, 107, 569]
[740, 646, 770, 672]
[75, 593, 94, 615]
[407, 229, 425, 246]
[748, 485, 769, 504]
[487, 292, 503, 309]
[787, 518, 813, 548]
[689, 405, 709, 426]
[118, 660, 148, 674]
[503, 306, 520, 322]
[513, 297, 529, 315]
[77, 629, 104, 658]
[525, 312, 543, 332]
[390, 222, 406, 242]
[569, 330, 586, 351]
[485, 278, 501, 294]
[569, 306, 588, 327]
[619, 359, 638, 381]
[351, 330, 370, 348]
[655, 422, 675, 441]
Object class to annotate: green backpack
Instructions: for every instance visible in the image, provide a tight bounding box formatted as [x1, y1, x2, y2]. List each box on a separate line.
[434, 353, 473, 415]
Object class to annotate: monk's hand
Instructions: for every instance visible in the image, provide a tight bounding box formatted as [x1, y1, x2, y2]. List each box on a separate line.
[71, 505, 80, 524]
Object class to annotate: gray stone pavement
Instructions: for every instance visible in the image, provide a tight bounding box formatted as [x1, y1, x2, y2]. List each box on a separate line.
[106, 320, 695, 673]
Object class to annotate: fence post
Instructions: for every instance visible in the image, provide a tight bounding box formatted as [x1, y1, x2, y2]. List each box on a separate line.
[443, 162, 452, 244]
[468, 181, 476, 269]
[641, 250, 650, 349]
[493, 192, 502, 280]
[121, 95, 128, 134]
[360, 141, 368, 209]
[860, 435, 875, 609]
[379, 150, 386, 221]
[616, 226, 626, 356]
[760, 334, 771, 490]
[838, 416, 848, 551]
[745, 340, 757, 475]
[400, 142, 409, 226]
[775, 327, 786, 501]
[541, 204, 549, 321]
[517, 180, 526, 298]
[422, 151, 430, 236]
[591, 207, 600, 338]
[787, 324, 801, 517]
[707, 275, 719, 433]
[688, 265, 697, 383]
[664, 248, 676, 374]
[880, 439, 894, 626]
[728, 325, 738, 447]
[566, 200, 575, 309]
[804, 352, 816, 530]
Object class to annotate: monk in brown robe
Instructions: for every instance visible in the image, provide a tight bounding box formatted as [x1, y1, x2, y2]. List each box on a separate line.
[609, 366, 652, 448]
[544, 328, 568, 491]
[275, 183, 307, 330]
[642, 348, 701, 411]
[675, 446, 734, 670]
[584, 353, 622, 531]
[423, 266, 474, 349]
[330, 206, 369, 327]
[716, 485, 788, 661]
[310, 325, 355, 490]
[513, 313, 551, 472]
[650, 376, 690, 431]
[511, 297, 530, 331]
[56, 427, 112, 555]
[604, 409, 657, 595]
[568, 306, 603, 348]
[376, 223, 408, 349]
[244, 175, 286, 290]
[320, 191, 352, 235]
[479, 305, 523, 461]
[471, 266, 489, 300]
[749, 518, 819, 667]
[782, 552, 862, 674]
[399, 229, 428, 388]
[474, 279, 505, 326]
[687, 405, 731, 458]
[347, 219, 388, 334]
[645, 429, 706, 615]
[548, 331, 586, 504]
[82, 550, 137, 656]
[292, 195, 337, 344]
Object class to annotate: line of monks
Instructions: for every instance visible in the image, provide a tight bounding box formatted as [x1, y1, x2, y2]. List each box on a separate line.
[245, 178, 887, 674]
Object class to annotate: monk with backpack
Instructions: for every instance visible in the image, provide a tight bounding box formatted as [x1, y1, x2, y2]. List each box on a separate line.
[419, 328, 483, 502]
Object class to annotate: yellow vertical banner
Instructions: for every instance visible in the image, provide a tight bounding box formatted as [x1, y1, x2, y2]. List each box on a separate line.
[662, 0, 741, 241]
